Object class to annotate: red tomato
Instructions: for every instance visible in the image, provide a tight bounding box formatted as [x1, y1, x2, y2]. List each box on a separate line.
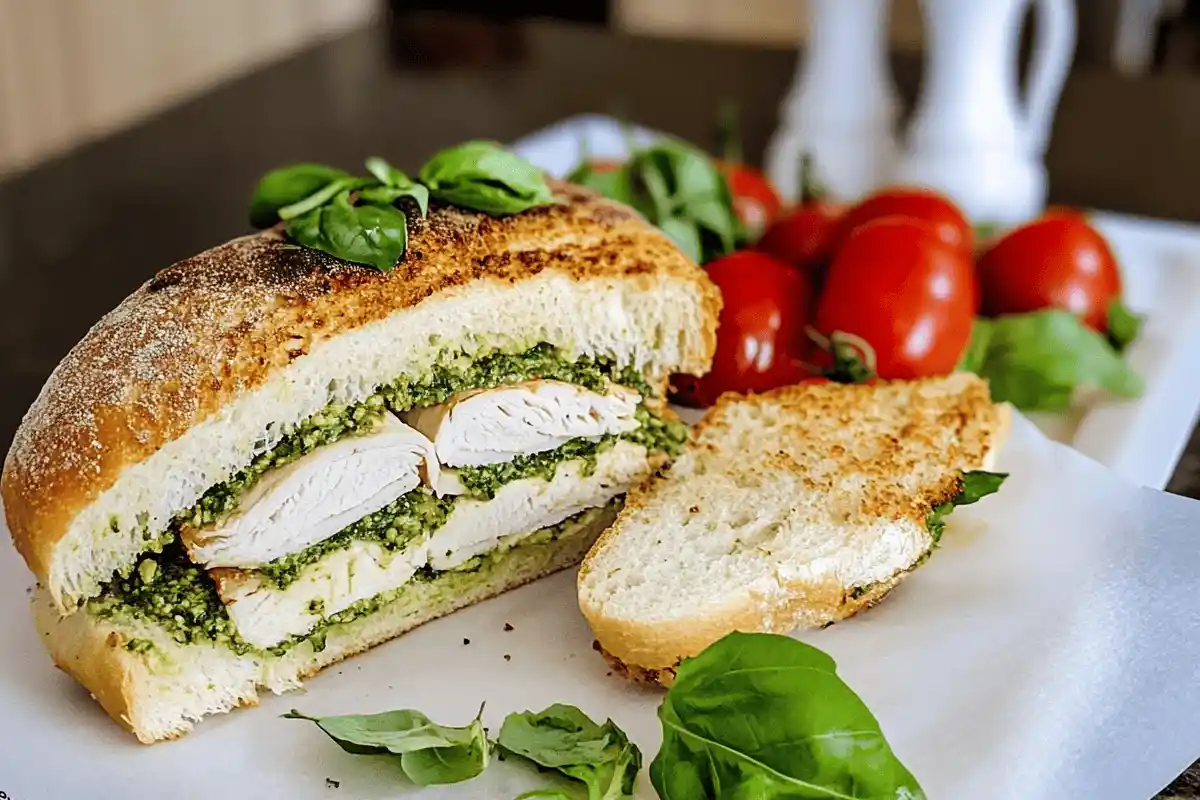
[977, 215, 1120, 331]
[716, 161, 783, 239]
[815, 218, 976, 379]
[756, 201, 843, 276]
[670, 251, 813, 407]
[834, 186, 972, 254]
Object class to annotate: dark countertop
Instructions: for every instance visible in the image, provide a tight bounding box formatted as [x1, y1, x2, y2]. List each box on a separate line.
[1, 19, 1198, 797]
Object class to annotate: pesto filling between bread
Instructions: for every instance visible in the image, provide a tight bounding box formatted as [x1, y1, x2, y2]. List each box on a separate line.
[93, 503, 616, 658]
[174, 343, 656, 531]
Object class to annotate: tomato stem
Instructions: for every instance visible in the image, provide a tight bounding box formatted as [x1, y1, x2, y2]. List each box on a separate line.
[799, 153, 827, 205]
[716, 99, 743, 164]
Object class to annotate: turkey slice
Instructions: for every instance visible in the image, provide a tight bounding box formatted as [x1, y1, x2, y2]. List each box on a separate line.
[402, 380, 640, 468]
[183, 414, 438, 569]
[429, 440, 651, 570]
[213, 441, 654, 648]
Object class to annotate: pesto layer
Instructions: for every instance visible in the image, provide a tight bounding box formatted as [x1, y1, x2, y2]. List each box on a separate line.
[176, 344, 651, 530]
[256, 407, 685, 589]
[92, 503, 614, 658]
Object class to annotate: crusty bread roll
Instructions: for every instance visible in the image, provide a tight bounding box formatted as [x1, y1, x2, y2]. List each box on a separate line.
[578, 375, 1010, 685]
[3, 182, 719, 611]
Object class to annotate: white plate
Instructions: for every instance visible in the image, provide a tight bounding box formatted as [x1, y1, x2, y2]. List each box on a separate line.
[512, 115, 1200, 490]
[5, 416, 1200, 799]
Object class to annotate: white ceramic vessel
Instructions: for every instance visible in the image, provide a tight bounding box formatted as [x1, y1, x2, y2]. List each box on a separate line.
[893, 0, 1076, 224]
[764, 0, 899, 202]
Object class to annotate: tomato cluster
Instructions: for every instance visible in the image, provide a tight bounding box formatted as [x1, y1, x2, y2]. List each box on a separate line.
[672, 181, 1125, 406]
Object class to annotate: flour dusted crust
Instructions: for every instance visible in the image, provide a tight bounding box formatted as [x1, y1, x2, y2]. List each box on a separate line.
[4, 181, 720, 608]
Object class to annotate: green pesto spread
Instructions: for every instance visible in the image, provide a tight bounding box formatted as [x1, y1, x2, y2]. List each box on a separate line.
[256, 488, 452, 589]
[91, 504, 613, 658]
[254, 408, 684, 590]
[175, 344, 652, 530]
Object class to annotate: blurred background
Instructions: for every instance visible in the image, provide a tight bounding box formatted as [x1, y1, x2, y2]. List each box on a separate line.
[3, 0, 1200, 177]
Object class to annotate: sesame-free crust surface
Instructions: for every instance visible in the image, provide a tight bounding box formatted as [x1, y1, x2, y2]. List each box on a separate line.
[2, 182, 719, 583]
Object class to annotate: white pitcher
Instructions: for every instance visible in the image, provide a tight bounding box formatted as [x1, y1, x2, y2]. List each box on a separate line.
[765, 0, 899, 203]
[892, 0, 1076, 225]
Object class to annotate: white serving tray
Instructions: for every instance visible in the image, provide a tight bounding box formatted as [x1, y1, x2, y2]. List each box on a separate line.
[512, 115, 1200, 490]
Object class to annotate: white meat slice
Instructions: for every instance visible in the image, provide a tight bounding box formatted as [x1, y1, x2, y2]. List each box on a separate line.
[183, 415, 438, 569]
[212, 441, 653, 648]
[212, 537, 428, 650]
[428, 440, 650, 570]
[402, 380, 640, 468]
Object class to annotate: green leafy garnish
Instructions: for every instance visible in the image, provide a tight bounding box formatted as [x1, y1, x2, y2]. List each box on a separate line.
[566, 138, 741, 265]
[286, 190, 410, 273]
[284, 706, 490, 786]
[650, 631, 925, 799]
[498, 704, 642, 800]
[961, 310, 1143, 411]
[1107, 298, 1144, 353]
[926, 470, 1008, 544]
[248, 164, 351, 229]
[419, 140, 557, 216]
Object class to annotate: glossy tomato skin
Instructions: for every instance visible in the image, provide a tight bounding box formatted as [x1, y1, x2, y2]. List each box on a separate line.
[670, 251, 813, 407]
[835, 186, 972, 254]
[977, 215, 1120, 331]
[815, 218, 976, 379]
[755, 201, 843, 277]
[716, 161, 783, 238]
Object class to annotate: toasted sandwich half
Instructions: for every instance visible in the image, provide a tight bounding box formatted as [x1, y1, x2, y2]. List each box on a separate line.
[578, 375, 1010, 685]
[2, 182, 719, 741]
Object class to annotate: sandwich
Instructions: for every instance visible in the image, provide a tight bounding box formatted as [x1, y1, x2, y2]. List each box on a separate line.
[578, 374, 1010, 685]
[2, 167, 720, 741]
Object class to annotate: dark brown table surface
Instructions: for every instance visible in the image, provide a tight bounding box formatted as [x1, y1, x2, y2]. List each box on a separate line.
[1, 19, 1198, 797]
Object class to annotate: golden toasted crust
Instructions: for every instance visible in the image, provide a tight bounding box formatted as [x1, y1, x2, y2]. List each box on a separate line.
[580, 375, 1007, 675]
[592, 547, 926, 689]
[3, 182, 719, 585]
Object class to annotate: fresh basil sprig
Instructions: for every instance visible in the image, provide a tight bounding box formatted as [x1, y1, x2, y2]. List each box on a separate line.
[567, 138, 743, 265]
[650, 631, 926, 800]
[249, 157, 427, 272]
[1107, 298, 1144, 353]
[960, 309, 1144, 412]
[284, 706, 490, 786]
[420, 140, 557, 216]
[926, 470, 1008, 543]
[498, 704, 643, 800]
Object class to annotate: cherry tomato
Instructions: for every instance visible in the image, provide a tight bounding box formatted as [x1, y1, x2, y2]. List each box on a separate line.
[834, 186, 972, 254]
[977, 215, 1120, 331]
[716, 161, 783, 239]
[756, 201, 843, 277]
[670, 251, 813, 407]
[815, 217, 976, 379]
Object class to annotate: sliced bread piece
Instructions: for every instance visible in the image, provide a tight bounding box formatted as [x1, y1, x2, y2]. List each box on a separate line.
[577, 375, 1010, 685]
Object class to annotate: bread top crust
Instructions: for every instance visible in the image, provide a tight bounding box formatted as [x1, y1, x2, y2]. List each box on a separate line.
[580, 374, 1006, 583]
[3, 182, 719, 578]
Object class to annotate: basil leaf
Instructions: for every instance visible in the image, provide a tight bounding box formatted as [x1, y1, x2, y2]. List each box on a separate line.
[957, 318, 993, 374]
[364, 156, 411, 187]
[650, 632, 925, 800]
[420, 140, 556, 215]
[566, 162, 635, 207]
[926, 470, 1008, 544]
[515, 791, 576, 800]
[1107, 298, 1143, 353]
[963, 309, 1143, 411]
[657, 217, 703, 264]
[284, 707, 489, 786]
[285, 191, 408, 272]
[498, 704, 642, 800]
[359, 184, 430, 218]
[249, 163, 350, 228]
[278, 176, 372, 221]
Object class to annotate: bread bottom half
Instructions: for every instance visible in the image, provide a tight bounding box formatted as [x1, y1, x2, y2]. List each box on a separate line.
[34, 505, 616, 743]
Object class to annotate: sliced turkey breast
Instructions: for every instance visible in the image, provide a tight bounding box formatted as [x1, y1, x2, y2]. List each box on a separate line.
[402, 380, 640, 468]
[183, 415, 438, 569]
[429, 440, 651, 570]
[212, 535, 428, 650]
[213, 441, 654, 648]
